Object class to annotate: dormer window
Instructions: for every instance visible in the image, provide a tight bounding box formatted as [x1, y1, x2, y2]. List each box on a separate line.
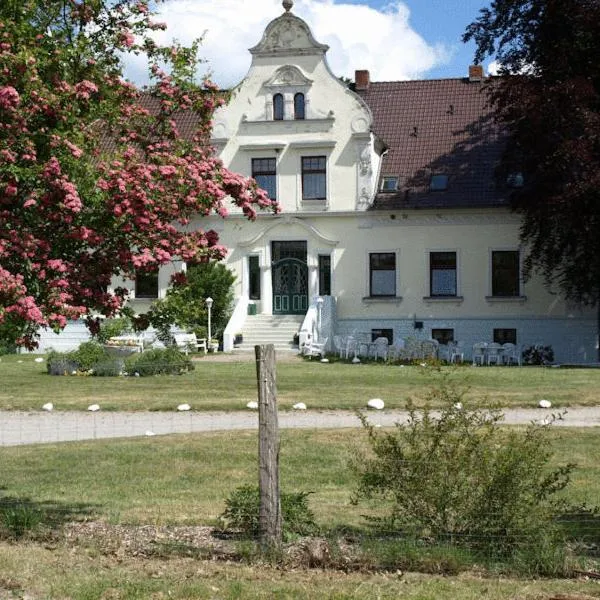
[294, 93, 305, 120]
[507, 172, 524, 188]
[430, 174, 449, 191]
[380, 176, 398, 192]
[273, 93, 284, 121]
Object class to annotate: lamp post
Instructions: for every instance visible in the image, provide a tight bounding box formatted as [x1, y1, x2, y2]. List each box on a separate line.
[316, 296, 324, 340]
[206, 297, 213, 349]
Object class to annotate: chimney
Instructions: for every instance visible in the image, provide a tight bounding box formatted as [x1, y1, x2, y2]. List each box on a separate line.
[468, 64, 484, 83]
[355, 69, 370, 91]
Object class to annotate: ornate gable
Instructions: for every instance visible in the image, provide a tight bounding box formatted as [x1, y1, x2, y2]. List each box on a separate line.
[250, 12, 329, 58]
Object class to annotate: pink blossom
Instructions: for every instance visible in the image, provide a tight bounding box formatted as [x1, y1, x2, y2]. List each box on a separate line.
[118, 30, 135, 48]
[74, 80, 98, 100]
[0, 86, 20, 110]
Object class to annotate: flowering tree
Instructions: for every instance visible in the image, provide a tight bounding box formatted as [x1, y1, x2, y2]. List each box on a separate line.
[0, 0, 278, 349]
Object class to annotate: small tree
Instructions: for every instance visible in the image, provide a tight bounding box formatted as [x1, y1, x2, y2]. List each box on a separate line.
[147, 261, 235, 341]
[352, 376, 573, 562]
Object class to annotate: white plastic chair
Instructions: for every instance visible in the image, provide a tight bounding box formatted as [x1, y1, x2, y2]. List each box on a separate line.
[333, 335, 345, 358]
[502, 343, 521, 366]
[486, 343, 502, 365]
[450, 341, 465, 364]
[472, 342, 487, 366]
[388, 338, 406, 361]
[421, 339, 439, 360]
[369, 337, 389, 361]
[438, 343, 452, 363]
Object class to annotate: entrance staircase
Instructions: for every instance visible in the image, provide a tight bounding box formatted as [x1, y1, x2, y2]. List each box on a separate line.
[235, 314, 303, 354]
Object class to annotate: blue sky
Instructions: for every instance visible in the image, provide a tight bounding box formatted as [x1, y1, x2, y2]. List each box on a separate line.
[125, 0, 493, 88]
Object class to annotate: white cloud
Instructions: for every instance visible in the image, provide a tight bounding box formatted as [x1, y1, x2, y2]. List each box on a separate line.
[487, 60, 500, 76]
[123, 0, 450, 88]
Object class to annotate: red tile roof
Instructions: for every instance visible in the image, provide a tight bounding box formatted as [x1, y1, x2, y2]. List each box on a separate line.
[357, 77, 508, 210]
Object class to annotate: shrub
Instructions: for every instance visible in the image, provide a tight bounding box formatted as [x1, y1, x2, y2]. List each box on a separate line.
[91, 359, 123, 377]
[69, 341, 111, 371]
[220, 485, 317, 540]
[124, 347, 194, 376]
[351, 374, 573, 568]
[46, 351, 79, 375]
[522, 344, 555, 365]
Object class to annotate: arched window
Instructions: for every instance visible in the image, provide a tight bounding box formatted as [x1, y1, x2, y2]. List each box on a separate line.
[273, 93, 284, 120]
[294, 92, 305, 120]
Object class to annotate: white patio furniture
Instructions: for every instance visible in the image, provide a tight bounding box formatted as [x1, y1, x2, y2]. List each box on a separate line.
[450, 340, 465, 363]
[421, 339, 439, 360]
[502, 343, 522, 366]
[173, 333, 208, 355]
[486, 342, 502, 365]
[388, 338, 406, 361]
[438, 343, 452, 363]
[333, 335, 345, 358]
[369, 337, 389, 361]
[472, 342, 487, 366]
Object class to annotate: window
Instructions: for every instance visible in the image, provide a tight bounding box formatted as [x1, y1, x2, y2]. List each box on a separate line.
[135, 270, 158, 298]
[370, 252, 396, 297]
[318, 254, 331, 296]
[430, 174, 449, 191]
[494, 328, 517, 344]
[430, 251, 457, 296]
[252, 158, 276, 200]
[491, 251, 520, 296]
[273, 93, 284, 120]
[248, 255, 261, 300]
[371, 328, 393, 344]
[506, 172, 524, 188]
[301, 156, 326, 200]
[380, 176, 398, 192]
[432, 328, 454, 345]
[294, 93, 305, 120]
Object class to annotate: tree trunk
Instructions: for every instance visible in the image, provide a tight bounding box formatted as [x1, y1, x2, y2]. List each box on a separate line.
[255, 344, 282, 548]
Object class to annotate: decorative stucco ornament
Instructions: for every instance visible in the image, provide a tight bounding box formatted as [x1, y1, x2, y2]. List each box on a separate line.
[283, 0, 293, 11]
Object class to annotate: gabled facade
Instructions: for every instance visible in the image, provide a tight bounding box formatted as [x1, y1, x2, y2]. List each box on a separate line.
[192, 1, 594, 363]
[59, 0, 593, 363]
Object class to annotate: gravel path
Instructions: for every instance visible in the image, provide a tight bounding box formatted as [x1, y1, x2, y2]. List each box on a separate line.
[1, 405, 600, 447]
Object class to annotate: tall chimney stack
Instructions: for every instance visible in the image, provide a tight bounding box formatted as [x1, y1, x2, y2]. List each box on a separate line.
[468, 65, 484, 83]
[355, 70, 370, 91]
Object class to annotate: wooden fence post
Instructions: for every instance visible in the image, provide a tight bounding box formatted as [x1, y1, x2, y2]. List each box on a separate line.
[255, 344, 282, 548]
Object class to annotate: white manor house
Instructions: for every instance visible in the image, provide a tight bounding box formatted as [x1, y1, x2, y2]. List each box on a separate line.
[41, 0, 596, 363]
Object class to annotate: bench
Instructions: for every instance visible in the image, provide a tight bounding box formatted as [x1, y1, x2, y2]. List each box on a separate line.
[173, 333, 208, 355]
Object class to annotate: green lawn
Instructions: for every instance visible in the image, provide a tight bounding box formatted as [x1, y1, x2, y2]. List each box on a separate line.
[0, 427, 599, 599]
[2, 353, 600, 411]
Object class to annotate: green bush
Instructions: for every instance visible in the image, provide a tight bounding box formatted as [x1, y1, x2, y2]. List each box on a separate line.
[351, 374, 573, 570]
[91, 359, 123, 377]
[46, 351, 79, 375]
[46, 342, 111, 374]
[124, 347, 194, 376]
[220, 485, 317, 540]
[522, 344, 555, 365]
[69, 341, 111, 371]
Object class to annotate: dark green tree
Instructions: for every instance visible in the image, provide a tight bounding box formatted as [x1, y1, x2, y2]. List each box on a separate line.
[464, 0, 600, 359]
[147, 261, 235, 342]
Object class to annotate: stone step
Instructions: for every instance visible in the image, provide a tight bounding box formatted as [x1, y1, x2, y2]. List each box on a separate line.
[234, 314, 303, 352]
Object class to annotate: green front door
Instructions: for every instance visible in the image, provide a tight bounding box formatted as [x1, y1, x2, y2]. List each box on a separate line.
[272, 258, 308, 315]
